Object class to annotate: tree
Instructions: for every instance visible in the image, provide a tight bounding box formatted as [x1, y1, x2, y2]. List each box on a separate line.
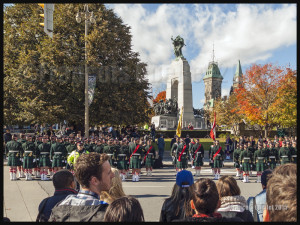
[153, 91, 166, 104]
[4, 4, 151, 128]
[234, 63, 295, 138]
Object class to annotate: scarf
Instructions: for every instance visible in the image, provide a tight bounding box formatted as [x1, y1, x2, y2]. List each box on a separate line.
[217, 195, 247, 212]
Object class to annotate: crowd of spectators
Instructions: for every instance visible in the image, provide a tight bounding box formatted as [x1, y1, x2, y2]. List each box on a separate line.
[31, 151, 297, 222]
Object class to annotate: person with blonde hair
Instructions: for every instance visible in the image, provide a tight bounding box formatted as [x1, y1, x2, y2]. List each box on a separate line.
[100, 167, 126, 204]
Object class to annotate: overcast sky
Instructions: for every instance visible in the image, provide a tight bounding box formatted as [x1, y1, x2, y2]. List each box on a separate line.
[106, 3, 296, 109]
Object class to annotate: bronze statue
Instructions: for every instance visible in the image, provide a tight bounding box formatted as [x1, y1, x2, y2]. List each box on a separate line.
[171, 35, 186, 59]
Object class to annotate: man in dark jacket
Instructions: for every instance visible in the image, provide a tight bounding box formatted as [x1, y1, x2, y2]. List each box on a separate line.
[37, 170, 77, 222]
[49, 153, 115, 222]
[4, 129, 12, 144]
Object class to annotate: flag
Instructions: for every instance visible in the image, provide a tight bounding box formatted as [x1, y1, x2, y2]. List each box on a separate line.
[176, 107, 183, 137]
[210, 111, 216, 140]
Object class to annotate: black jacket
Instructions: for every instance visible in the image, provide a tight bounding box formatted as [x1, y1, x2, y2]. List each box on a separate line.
[172, 215, 244, 222]
[160, 198, 190, 222]
[218, 210, 254, 222]
[38, 188, 78, 222]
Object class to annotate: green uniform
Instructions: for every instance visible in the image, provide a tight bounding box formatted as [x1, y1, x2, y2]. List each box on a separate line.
[290, 147, 297, 164]
[117, 145, 130, 170]
[5, 140, 23, 167]
[94, 144, 104, 154]
[254, 149, 267, 172]
[240, 149, 252, 171]
[191, 143, 204, 167]
[50, 142, 67, 167]
[22, 141, 36, 169]
[267, 147, 279, 169]
[129, 143, 144, 169]
[176, 143, 189, 169]
[34, 140, 42, 168]
[278, 147, 291, 164]
[233, 147, 241, 168]
[113, 144, 121, 167]
[170, 142, 178, 166]
[144, 144, 156, 168]
[208, 145, 214, 168]
[103, 144, 115, 166]
[38, 142, 51, 167]
[211, 145, 224, 168]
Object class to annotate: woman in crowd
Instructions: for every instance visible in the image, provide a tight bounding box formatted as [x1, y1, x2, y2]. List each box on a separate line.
[104, 196, 144, 222]
[159, 170, 194, 222]
[99, 168, 126, 204]
[216, 176, 254, 221]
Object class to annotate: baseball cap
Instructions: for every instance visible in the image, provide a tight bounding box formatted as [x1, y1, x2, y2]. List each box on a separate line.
[261, 169, 272, 187]
[176, 170, 194, 188]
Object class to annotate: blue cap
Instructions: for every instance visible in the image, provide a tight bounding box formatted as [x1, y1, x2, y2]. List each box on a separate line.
[176, 170, 194, 187]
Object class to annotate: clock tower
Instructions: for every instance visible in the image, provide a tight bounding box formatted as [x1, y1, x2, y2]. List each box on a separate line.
[232, 60, 243, 90]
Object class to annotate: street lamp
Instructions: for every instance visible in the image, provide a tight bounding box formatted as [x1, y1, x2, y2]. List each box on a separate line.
[76, 4, 96, 138]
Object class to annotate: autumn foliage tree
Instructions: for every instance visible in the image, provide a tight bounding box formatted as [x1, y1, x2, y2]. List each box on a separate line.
[153, 91, 166, 104]
[234, 63, 296, 138]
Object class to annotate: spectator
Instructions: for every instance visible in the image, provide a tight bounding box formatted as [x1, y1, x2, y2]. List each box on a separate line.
[157, 134, 165, 161]
[4, 129, 12, 144]
[104, 196, 144, 222]
[36, 169, 77, 222]
[172, 178, 243, 222]
[151, 122, 156, 142]
[263, 164, 296, 222]
[100, 168, 126, 204]
[159, 170, 194, 222]
[49, 153, 115, 222]
[247, 169, 272, 222]
[216, 176, 254, 221]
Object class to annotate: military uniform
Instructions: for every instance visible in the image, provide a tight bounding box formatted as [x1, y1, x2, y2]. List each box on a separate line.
[254, 148, 267, 172]
[176, 143, 189, 169]
[50, 140, 67, 168]
[191, 142, 204, 167]
[5, 138, 23, 180]
[144, 144, 156, 169]
[290, 146, 297, 164]
[117, 143, 130, 171]
[267, 147, 278, 170]
[240, 148, 252, 182]
[103, 143, 115, 166]
[211, 145, 224, 168]
[278, 146, 291, 165]
[22, 139, 36, 180]
[94, 142, 104, 154]
[129, 144, 144, 170]
[170, 141, 178, 168]
[38, 142, 51, 168]
[233, 146, 241, 169]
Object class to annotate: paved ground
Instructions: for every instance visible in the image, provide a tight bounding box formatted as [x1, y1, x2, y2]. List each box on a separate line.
[3, 151, 263, 222]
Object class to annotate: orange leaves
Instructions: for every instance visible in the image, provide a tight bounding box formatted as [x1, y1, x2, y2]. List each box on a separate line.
[153, 91, 166, 104]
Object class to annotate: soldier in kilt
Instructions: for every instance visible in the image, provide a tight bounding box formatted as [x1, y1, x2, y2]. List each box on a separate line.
[117, 139, 129, 181]
[143, 139, 156, 176]
[38, 136, 51, 181]
[254, 144, 266, 183]
[103, 139, 114, 166]
[246, 141, 255, 176]
[17, 134, 27, 178]
[208, 142, 215, 175]
[129, 138, 143, 182]
[240, 144, 252, 183]
[233, 143, 242, 179]
[5, 134, 23, 180]
[176, 139, 189, 171]
[170, 137, 179, 175]
[33, 135, 43, 178]
[278, 141, 291, 165]
[189, 138, 195, 169]
[290, 141, 297, 164]
[22, 135, 36, 180]
[112, 139, 121, 168]
[267, 142, 278, 170]
[94, 139, 103, 154]
[50, 137, 67, 175]
[191, 138, 204, 177]
[210, 140, 224, 180]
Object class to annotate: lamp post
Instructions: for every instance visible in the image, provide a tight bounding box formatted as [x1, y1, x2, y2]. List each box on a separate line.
[76, 4, 96, 138]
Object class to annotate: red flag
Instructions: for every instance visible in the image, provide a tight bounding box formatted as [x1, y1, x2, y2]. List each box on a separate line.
[210, 112, 216, 141]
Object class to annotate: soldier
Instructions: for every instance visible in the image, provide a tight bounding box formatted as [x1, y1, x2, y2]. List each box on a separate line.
[117, 139, 130, 181]
[240, 144, 253, 183]
[210, 140, 224, 180]
[254, 144, 267, 183]
[143, 139, 156, 176]
[48, 136, 56, 177]
[278, 141, 291, 165]
[233, 143, 242, 179]
[50, 137, 67, 175]
[290, 141, 297, 164]
[267, 142, 278, 170]
[34, 135, 43, 178]
[189, 138, 195, 169]
[22, 135, 36, 181]
[170, 137, 179, 175]
[176, 138, 189, 172]
[17, 134, 27, 178]
[38, 136, 51, 181]
[129, 138, 144, 182]
[112, 139, 121, 167]
[5, 134, 23, 180]
[247, 141, 255, 176]
[191, 138, 204, 177]
[94, 139, 103, 154]
[103, 139, 114, 166]
[89, 138, 96, 153]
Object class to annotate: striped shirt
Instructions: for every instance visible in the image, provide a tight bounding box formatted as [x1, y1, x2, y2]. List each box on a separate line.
[58, 190, 108, 206]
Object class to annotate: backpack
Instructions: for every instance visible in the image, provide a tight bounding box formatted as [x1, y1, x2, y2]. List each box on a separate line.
[36, 197, 51, 222]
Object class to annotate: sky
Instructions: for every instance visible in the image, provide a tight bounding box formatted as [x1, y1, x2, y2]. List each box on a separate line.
[106, 3, 297, 109]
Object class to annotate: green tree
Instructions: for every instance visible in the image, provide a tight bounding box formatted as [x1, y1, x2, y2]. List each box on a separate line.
[4, 3, 151, 129]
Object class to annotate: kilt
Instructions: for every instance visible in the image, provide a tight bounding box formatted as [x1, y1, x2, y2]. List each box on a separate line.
[117, 155, 127, 170]
[145, 154, 154, 168]
[23, 156, 34, 169]
[193, 154, 203, 167]
[39, 154, 51, 167]
[242, 162, 251, 171]
[130, 155, 141, 169]
[52, 155, 64, 167]
[106, 154, 114, 166]
[213, 159, 223, 168]
[234, 161, 240, 168]
[256, 161, 265, 172]
[7, 156, 21, 167]
[176, 154, 188, 169]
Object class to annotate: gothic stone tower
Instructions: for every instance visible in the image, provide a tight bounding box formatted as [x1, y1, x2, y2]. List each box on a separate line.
[203, 61, 223, 110]
[230, 59, 243, 95]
